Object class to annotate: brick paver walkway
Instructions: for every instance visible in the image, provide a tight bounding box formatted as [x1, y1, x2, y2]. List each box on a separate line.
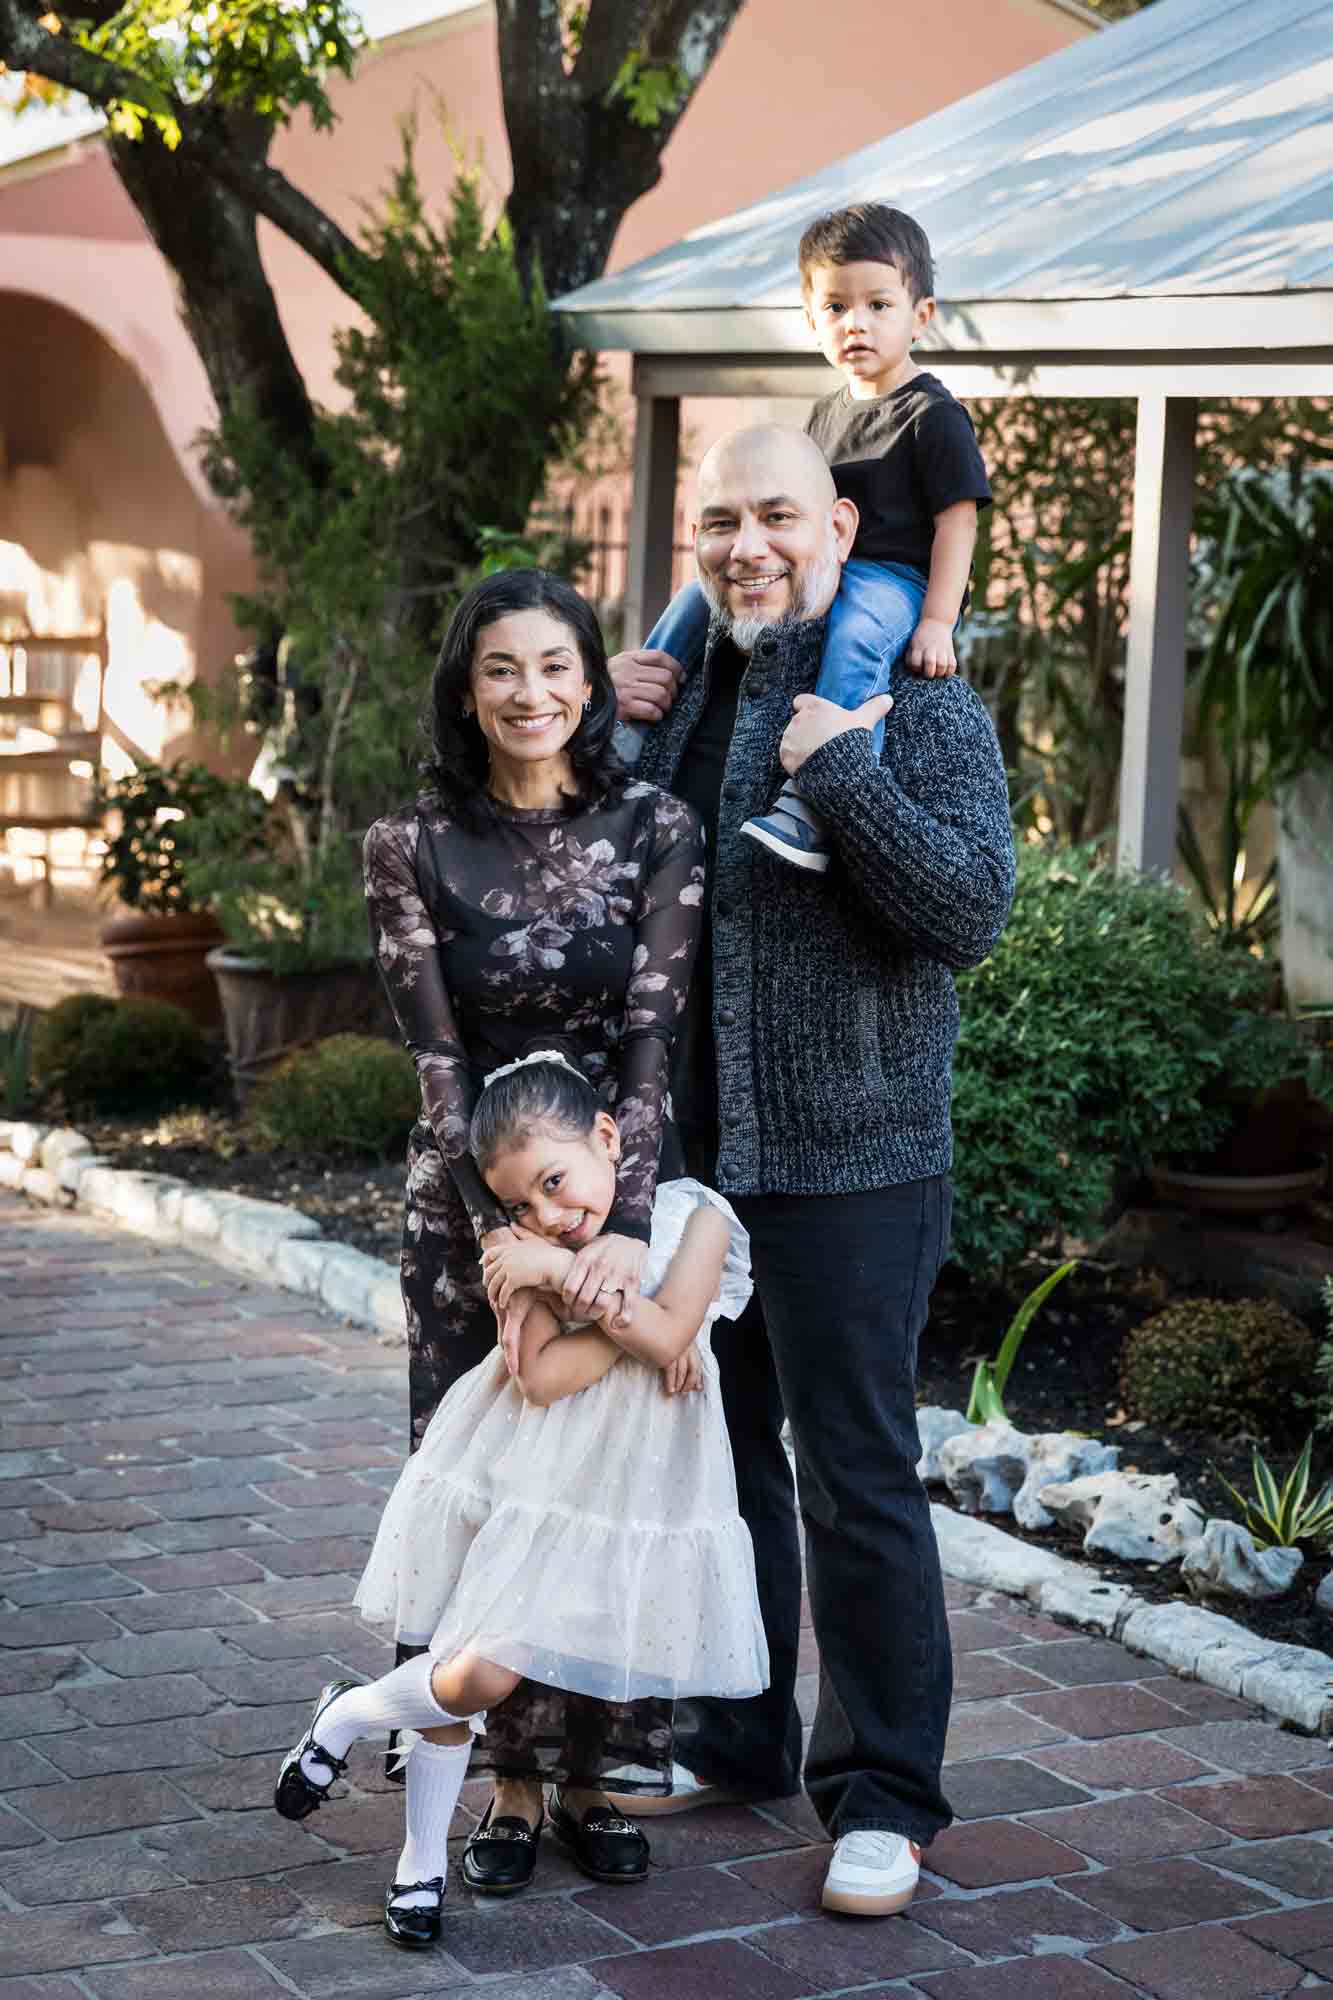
[4, 1194, 1333, 1999]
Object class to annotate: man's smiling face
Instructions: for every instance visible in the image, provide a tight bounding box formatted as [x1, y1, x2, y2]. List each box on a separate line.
[693, 427, 857, 650]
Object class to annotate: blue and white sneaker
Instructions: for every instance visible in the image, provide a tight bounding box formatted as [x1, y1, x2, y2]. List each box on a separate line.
[740, 786, 830, 873]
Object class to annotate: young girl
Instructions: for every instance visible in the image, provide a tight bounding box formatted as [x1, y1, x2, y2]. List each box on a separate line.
[273, 1051, 766, 1949]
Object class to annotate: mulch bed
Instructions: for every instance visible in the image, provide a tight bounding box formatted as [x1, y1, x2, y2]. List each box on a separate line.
[70, 1111, 1333, 1657]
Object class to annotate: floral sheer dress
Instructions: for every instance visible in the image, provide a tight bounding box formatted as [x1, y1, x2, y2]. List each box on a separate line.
[362, 778, 704, 1793]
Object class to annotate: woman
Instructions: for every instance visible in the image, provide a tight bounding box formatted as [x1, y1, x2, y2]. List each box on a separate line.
[363, 568, 704, 1897]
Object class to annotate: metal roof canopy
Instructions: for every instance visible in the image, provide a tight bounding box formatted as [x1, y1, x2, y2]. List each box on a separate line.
[555, 0, 1333, 876]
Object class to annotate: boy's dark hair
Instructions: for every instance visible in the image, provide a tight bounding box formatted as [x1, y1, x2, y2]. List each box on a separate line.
[470, 1050, 599, 1181]
[798, 204, 935, 303]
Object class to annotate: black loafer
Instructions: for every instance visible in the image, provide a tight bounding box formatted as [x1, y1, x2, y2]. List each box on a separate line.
[384, 1875, 444, 1950]
[274, 1680, 358, 1821]
[460, 1796, 544, 1895]
[549, 1788, 649, 1883]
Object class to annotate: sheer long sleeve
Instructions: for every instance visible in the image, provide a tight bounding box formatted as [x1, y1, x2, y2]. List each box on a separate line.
[607, 793, 706, 1241]
[363, 812, 507, 1243]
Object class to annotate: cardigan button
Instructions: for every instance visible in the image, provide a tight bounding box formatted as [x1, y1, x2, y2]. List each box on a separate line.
[718, 1159, 736, 1181]
[722, 1111, 741, 1129]
[757, 637, 777, 656]
[747, 680, 770, 699]
[716, 900, 733, 919]
[717, 1006, 737, 1027]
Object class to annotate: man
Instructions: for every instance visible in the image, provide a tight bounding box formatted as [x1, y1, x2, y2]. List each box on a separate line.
[608, 424, 1015, 1916]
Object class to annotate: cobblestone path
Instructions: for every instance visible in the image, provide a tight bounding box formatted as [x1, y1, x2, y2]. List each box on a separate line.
[4, 1192, 1333, 1998]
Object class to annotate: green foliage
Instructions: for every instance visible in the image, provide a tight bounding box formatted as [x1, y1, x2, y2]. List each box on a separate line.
[1193, 471, 1333, 802]
[246, 1033, 418, 1157]
[966, 1260, 1076, 1424]
[1302, 1277, 1333, 1433]
[607, 50, 689, 127]
[1120, 1296, 1316, 1437]
[950, 845, 1316, 1276]
[966, 398, 1333, 853]
[1216, 1434, 1333, 1551]
[0, 1008, 36, 1118]
[181, 151, 597, 971]
[93, 760, 265, 915]
[61, 0, 364, 146]
[31, 994, 208, 1116]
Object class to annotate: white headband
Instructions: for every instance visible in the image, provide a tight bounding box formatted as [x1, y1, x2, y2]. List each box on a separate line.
[482, 1048, 586, 1090]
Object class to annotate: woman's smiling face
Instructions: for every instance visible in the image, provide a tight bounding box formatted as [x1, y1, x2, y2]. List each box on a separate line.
[469, 608, 593, 776]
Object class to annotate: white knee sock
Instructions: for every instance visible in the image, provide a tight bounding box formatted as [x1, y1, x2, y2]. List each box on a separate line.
[300, 1656, 462, 1785]
[389, 1737, 472, 1909]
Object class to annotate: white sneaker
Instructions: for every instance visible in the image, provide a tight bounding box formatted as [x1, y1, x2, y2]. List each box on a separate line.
[821, 1829, 922, 1915]
[603, 1761, 745, 1817]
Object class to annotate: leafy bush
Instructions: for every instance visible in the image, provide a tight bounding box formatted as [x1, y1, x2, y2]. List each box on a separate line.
[1303, 1276, 1333, 1432]
[32, 993, 208, 1116]
[93, 762, 265, 915]
[246, 1034, 418, 1158]
[1121, 1297, 1315, 1436]
[1, 1007, 36, 1117]
[950, 845, 1313, 1276]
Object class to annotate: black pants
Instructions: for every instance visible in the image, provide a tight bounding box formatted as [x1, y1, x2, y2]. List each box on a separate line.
[674, 1171, 955, 1845]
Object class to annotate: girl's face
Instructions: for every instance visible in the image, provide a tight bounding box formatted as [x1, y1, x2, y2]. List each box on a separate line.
[467, 608, 593, 773]
[484, 1113, 619, 1249]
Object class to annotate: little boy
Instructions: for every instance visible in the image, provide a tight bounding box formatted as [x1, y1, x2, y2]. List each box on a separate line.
[642, 201, 992, 874]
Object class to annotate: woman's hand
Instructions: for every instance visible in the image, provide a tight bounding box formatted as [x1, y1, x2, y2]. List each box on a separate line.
[561, 1230, 647, 1327]
[662, 1342, 703, 1397]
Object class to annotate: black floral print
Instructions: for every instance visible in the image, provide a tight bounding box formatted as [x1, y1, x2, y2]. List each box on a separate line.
[363, 780, 703, 1793]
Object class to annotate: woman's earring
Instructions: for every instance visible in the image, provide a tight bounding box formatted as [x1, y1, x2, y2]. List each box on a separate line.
[583, 699, 591, 712]
[462, 704, 473, 719]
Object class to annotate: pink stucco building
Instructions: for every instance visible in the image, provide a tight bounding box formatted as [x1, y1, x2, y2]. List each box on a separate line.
[0, 0, 1092, 880]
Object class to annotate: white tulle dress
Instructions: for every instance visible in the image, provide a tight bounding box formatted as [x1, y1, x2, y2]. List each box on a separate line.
[354, 1178, 768, 1704]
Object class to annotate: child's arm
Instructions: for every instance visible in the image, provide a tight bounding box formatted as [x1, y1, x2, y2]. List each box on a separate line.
[512, 1296, 623, 1408]
[907, 500, 977, 678]
[595, 1206, 730, 1370]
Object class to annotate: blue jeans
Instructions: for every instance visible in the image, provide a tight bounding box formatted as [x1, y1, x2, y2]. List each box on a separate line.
[643, 559, 929, 762]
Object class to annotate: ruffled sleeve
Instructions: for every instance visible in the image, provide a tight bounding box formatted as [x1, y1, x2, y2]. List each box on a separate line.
[688, 1183, 753, 1327]
[605, 790, 706, 1244]
[363, 809, 507, 1244]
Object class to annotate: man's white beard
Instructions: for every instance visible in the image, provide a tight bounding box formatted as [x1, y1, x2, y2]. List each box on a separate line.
[698, 527, 842, 653]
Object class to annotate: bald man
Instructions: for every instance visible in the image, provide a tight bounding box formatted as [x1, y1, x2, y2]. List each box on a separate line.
[608, 425, 1015, 1915]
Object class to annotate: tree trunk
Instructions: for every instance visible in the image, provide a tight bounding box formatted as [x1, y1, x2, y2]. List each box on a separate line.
[108, 119, 319, 482]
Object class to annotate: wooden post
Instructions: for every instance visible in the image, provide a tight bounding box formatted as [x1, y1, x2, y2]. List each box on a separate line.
[1117, 395, 1198, 875]
[624, 392, 681, 647]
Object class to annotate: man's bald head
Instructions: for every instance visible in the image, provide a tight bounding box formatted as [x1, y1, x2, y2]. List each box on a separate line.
[693, 424, 857, 648]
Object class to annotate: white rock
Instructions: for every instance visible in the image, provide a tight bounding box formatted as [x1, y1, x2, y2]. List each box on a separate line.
[368, 1269, 408, 1341]
[1182, 1520, 1304, 1603]
[274, 1236, 335, 1296]
[20, 1167, 59, 1204]
[1038, 1471, 1206, 1564]
[1013, 1435, 1121, 1530]
[1119, 1600, 1257, 1676]
[0, 1121, 17, 1149]
[938, 1422, 1032, 1514]
[0, 1151, 25, 1190]
[39, 1127, 92, 1173]
[8, 1122, 50, 1165]
[930, 1503, 1075, 1599]
[1316, 1569, 1333, 1618]
[318, 1245, 383, 1322]
[59, 1151, 109, 1194]
[915, 1408, 974, 1483]
[1036, 1573, 1136, 1634]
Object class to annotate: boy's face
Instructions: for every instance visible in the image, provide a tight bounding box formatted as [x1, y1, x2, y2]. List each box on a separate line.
[804, 259, 935, 397]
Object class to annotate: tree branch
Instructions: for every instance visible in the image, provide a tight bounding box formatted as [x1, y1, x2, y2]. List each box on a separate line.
[0, 0, 374, 303]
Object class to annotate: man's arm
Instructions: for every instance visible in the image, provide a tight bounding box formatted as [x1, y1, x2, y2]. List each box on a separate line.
[787, 681, 1015, 970]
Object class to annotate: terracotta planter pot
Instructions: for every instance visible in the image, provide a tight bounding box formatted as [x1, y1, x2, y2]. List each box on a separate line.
[100, 912, 226, 1032]
[206, 947, 394, 1103]
[1148, 1152, 1327, 1218]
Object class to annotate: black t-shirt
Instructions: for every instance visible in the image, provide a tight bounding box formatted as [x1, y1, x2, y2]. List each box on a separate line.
[805, 372, 992, 574]
[666, 634, 746, 1170]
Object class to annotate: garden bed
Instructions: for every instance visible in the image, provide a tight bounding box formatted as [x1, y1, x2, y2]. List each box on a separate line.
[922, 1260, 1333, 1654]
[79, 1111, 404, 1262]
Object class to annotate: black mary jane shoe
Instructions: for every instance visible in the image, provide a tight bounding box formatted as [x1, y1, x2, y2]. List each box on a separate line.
[274, 1679, 358, 1821]
[548, 1788, 650, 1884]
[460, 1795, 545, 1895]
[383, 1875, 444, 1950]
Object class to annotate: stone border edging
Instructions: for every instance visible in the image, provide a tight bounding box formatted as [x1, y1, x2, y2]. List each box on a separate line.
[6, 1119, 1333, 1739]
[0, 1118, 406, 1341]
[933, 1503, 1333, 1737]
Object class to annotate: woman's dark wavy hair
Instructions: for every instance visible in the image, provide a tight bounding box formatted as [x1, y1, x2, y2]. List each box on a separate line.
[422, 568, 628, 824]
[470, 1050, 600, 1183]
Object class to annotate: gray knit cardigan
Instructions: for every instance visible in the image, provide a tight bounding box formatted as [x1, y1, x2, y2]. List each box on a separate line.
[635, 612, 1015, 1197]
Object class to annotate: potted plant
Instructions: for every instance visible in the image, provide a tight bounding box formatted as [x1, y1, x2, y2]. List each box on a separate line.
[93, 761, 261, 1031]
[1195, 469, 1333, 1009]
